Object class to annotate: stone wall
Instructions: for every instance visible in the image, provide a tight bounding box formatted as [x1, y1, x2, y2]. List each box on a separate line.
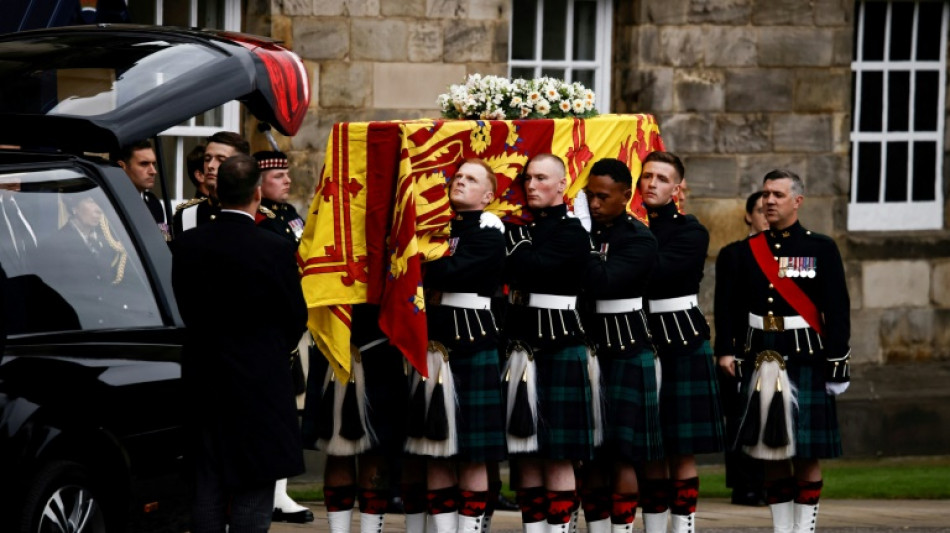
[245, 0, 510, 206]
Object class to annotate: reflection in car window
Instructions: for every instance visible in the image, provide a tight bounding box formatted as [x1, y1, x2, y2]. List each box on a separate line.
[0, 168, 162, 333]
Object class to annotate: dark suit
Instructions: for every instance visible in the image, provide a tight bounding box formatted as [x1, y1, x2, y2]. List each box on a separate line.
[172, 210, 307, 529]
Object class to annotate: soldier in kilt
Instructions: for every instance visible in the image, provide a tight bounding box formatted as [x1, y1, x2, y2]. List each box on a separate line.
[638, 151, 724, 533]
[502, 154, 594, 533]
[720, 170, 850, 533]
[578, 158, 662, 533]
[414, 158, 508, 533]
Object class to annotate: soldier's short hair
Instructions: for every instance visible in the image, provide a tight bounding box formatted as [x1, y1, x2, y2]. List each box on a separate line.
[185, 144, 205, 188]
[763, 169, 805, 197]
[589, 158, 633, 188]
[745, 190, 765, 215]
[643, 151, 685, 182]
[115, 139, 153, 164]
[526, 153, 566, 179]
[216, 154, 261, 207]
[206, 131, 250, 155]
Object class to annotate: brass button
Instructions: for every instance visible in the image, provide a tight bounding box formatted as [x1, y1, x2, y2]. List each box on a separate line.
[769, 283, 774, 289]
[774, 243, 781, 249]
[768, 297, 774, 303]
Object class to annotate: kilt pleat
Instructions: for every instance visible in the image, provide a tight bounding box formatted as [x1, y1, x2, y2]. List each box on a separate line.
[532, 343, 595, 461]
[658, 340, 725, 455]
[452, 347, 508, 462]
[602, 345, 665, 462]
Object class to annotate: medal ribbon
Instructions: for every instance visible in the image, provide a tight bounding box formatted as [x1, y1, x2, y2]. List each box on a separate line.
[749, 233, 824, 336]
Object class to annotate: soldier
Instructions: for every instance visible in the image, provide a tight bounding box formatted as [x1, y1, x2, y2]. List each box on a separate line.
[579, 158, 661, 533]
[116, 140, 168, 240]
[722, 170, 850, 533]
[414, 158, 507, 533]
[249, 149, 314, 523]
[715, 191, 769, 507]
[253, 150, 305, 243]
[173, 131, 249, 235]
[638, 151, 723, 533]
[503, 154, 593, 533]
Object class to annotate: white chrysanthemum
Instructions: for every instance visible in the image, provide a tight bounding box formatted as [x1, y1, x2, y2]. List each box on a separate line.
[544, 85, 560, 101]
[527, 91, 541, 103]
[572, 99, 585, 113]
[520, 106, 531, 118]
[510, 96, 523, 107]
[559, 100, 571, 113]
[536, 99, 551, 115]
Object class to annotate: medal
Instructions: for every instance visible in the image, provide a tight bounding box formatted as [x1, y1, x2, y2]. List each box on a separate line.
[789, 257, 799, 278]
[807, 257, 817, 278]
[778, 257, 787, 278]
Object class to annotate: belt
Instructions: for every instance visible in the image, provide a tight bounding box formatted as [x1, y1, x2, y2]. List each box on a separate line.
[438, 292, 492, 310]
[595, 297, 643, 314]
[510, 291, 577, 310]
[749, 312, 809, 332]
[648, 295, 698, 314]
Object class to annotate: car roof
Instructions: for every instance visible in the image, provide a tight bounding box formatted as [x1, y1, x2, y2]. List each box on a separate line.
[0, 24, 309, 153]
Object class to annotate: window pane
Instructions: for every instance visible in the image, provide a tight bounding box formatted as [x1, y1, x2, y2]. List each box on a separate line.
[889, 2, 914, 60]
[884, 141, 908, 202]
[541, 67, 565, 79]
[572, 0, 597, 61]
[511, 67, 536, 80]
[851, 71, 857, 130]
[572, 69, 595, 89]
[198, 0, 226, 29]
[511, 0, 538, 60]
[541, 0, 567, 60]
[0, 169, 162, 333]
[126, 0, 156, 24]
[196, 106, 224, 127]
[862, 1, 887, 61]
[163, 0, 191, 27]
[912, 141, 937, 201]
[855, 142, 882, 203]
[859, 71, 883, 131]
[887, 70, 909, 131]
[914, 70, 939, 131]
[916, 1, 944, 60]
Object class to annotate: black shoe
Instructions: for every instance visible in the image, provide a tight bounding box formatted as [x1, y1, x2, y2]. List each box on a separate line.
[272, 508, 315, 523]
[495, 493, 520, 511]
[730, 488, 767, 507]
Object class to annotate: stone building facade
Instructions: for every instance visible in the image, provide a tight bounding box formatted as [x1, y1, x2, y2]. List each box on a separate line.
[244, 0, 950, 456]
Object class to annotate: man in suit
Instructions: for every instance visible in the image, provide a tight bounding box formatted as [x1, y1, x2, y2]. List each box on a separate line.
[173, 131, 249, 235]
[116, 140, 169, 241]
[172, 153, 308, 532]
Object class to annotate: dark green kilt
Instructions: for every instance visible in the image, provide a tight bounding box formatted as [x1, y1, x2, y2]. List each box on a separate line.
[452, 347, 508, 462]
[658, 340, 725, 455]
[532, 343, 595, 461]
[602, 345, 664, 462]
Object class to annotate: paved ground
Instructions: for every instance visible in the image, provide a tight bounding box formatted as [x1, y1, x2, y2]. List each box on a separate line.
[270, 498, 950, 532]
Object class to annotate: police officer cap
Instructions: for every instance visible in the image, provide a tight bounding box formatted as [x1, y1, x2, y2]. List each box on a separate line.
[253, 150, 289, 170]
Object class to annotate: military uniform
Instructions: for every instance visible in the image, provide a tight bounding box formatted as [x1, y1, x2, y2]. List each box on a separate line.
[503, 204, 594, 461]
[583, 213, 663, 462]
[256, 199, 305, 243]
[644, 201, 723, 455]
[419, 210, 507, 463]
[142, 190, 171, 241]
[730, 221, 849, 459]
[173, 195, 219, 236]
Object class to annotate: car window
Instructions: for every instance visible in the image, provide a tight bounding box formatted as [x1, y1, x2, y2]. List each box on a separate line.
[1, 168, 162, 333]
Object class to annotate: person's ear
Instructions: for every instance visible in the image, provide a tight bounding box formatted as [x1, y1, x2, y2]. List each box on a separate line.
[118, 160, 127, 171]
[623, 188, 632, 203]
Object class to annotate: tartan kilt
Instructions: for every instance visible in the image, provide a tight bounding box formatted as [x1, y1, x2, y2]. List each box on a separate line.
[602, 345, 664, 462]
[451, 347, 508, 462]
[532, 343, 595, 461]
[360, 342, 409, 455]
[658, 340, 725, 455]
[737, 349, 842, 459]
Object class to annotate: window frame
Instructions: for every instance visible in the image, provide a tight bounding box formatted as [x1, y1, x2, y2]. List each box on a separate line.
[508, 0, 613, 114]
[849, 0, 948, 231]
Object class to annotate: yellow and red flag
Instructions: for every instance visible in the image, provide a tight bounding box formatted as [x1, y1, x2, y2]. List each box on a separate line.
[298, 114, 665, 380]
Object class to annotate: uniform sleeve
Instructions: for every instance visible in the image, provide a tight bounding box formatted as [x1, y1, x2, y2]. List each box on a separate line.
[713, 243, 738, 356]
[425, 227, 505, 285]
[651, 222, 709, 287]
[277, 242, 309, 349]
[584, 227, 657, 299]
[507, 221, 590, 286]
[818, 239, 850, 360]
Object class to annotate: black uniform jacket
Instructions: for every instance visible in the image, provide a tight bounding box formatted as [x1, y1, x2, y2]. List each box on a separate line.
[644, 201, 711, 347]
[256, 198, 305, 244]
[424, 210, 505, 352]
[714, 238, 744, 357]
[143, 190, 165, 224]
[172, 195, 220, 236]
[504, 204, 590, 351]
[583, 213, 657, 350]
[172, 211, 307, 489]
[728, 221, 850, 364]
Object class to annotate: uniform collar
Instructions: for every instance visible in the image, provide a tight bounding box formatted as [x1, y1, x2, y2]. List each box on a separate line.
[768, 220, 803, 240]
[646, 201, 679, 221]
[261, 198, 283, 212]
[531, 203, 568, 219]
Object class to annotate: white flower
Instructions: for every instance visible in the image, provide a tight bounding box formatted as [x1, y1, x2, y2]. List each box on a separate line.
[536, 99, 551, 115]
[439, 74, 596, 119]
[544, 85, 560, 101]
[510, 96, 523, 107]
[559, 100, 571, 113]
[527, 91, 541, 103]
[520, 106, 531, 118]
[572, 99, 586, 113]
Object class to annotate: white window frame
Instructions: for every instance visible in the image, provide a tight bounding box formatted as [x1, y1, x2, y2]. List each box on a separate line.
[849, 0, 948, 231]
[150, 0, 242, 201]
[508, 0, 613, 113]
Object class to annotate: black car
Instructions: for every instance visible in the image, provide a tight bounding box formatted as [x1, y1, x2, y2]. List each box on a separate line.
[0, 25, 309, 532]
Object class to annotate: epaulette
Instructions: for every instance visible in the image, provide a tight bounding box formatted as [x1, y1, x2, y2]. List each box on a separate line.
[259, 205, 277, 219]
[175, 197, 207, 213]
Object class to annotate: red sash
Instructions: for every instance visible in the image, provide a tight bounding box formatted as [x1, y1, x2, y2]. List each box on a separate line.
[749, 233, 824, 336]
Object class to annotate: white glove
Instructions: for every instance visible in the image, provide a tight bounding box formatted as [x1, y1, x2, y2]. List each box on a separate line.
[479, 211, 504, 233]
[572, 189, 592, 232]
[825, 381, 850, 396]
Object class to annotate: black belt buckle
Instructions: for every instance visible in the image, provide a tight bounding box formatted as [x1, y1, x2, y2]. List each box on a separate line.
[764, 315, 785, 332]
